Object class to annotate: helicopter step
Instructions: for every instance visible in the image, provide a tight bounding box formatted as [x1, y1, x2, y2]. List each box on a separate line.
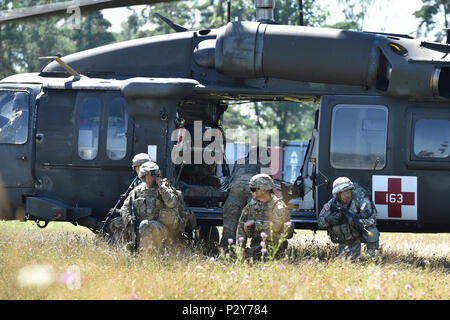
[25, 196, 91, 225]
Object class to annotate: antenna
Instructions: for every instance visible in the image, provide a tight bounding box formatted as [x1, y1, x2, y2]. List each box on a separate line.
[154, 12, 188, 33]
[39, 56, 80, 78]
[254, 0, 275, 24]
[299, 0, 304, 26]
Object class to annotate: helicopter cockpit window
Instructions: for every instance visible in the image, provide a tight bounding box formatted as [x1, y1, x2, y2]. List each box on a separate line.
[106, 98, 128, 160]
[78, 98, 101, 160]
[0, 91, 29, 144]
[413, 119, 450, 159]
[331, 105, 388, 169]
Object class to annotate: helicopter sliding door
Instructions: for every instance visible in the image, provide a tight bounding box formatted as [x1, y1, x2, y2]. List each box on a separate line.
[318, 94, 450, 232]
[317, 95, 389, 225]
[35, 89, 133, 221]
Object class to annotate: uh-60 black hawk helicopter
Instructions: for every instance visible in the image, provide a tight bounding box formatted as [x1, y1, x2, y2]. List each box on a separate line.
[0, 0, 449, 242]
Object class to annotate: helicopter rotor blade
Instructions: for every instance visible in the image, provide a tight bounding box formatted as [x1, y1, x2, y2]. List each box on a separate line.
[0, 0, 178, 24]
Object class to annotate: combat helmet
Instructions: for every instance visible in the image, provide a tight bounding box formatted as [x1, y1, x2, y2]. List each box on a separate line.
[249, 173, 274, 190]
[138, 161, 161, 179]
[332, 177, 354, 196]
[132, 153, 151, 169]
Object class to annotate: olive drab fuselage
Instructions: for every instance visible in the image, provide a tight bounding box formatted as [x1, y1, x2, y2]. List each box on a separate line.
[1, 1, 450, 233]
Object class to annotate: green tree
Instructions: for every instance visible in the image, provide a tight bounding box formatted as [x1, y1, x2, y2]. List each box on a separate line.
[0, 0, 116, 77]
[70, 11, 116, 51]
[414, 0, 449, 41]
[327, 0, 375, 31]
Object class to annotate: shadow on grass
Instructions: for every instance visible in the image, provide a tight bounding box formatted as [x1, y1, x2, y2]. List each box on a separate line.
[284, 240, 450, 271]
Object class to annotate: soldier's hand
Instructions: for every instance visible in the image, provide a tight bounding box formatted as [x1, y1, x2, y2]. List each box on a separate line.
[107, 208, 120, 218]
[244, 220, 255, 234]
[325, 211, 343, 225]
[155, 176, 162, 187]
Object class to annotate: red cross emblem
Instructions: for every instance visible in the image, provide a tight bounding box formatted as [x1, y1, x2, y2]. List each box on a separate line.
[374, 178, 415, 218]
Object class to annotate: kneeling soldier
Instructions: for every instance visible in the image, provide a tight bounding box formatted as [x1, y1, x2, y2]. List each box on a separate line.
[236, 173, 294, 260]
[318, 177, 380, 261]
[117, 161, 188, 254]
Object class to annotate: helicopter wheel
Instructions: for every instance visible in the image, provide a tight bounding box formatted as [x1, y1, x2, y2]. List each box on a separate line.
[197, 225, 220, 255]
[35, 220, 49, 229]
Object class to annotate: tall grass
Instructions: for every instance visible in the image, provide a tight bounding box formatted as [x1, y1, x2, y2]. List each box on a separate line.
[0, 221, 448, 300]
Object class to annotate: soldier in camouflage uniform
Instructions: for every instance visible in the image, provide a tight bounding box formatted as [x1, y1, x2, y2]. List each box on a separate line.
[318, 177, 380, 261]
[112, 161, 188, 254]
[220, 149, 269, 251]
[236, 174, 294, 260]
[105, 153, 152, 239]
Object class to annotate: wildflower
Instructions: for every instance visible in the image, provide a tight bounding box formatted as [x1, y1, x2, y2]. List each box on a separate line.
[344, 287, 352, 294]
[228, 238, 234, 245]
[238, 236, 245, 242]
[424, 259, 430, 264]
[260, 241, 266, 247]
[209, 257, 215, 262]
[404, 284, 411, 290]
[261, 248, 267, 254]
[129, 293, 139, 300]
[355, 287, 363, 294]
[58, 271, 81, 290]
[390, 271, 397, 277]
[285, 221, 292, 227]
[280, 264, 286, 270]
[196, 265, 203, 270]
[260, 231, 267, 238]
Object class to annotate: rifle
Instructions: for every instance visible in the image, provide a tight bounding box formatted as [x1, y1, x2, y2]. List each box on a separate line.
[130, 190, 139, 254]
[330, 201, 373, 237]
[174, 161, 185, 187]
[100, 176, 140, 237]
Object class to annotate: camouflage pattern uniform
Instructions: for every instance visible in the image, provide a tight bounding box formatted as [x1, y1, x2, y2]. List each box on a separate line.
[112, 162, 187, 254]
[220, 157, 263, 250]
[236, 174, 294, 260]
[318, 177, 380, 261]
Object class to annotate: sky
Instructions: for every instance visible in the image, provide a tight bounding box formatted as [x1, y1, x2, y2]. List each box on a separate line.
[102, 0, 432, 38]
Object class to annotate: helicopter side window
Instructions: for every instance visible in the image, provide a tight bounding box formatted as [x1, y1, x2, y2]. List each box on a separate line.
[330, 105, 388, 169]
[413, 119, 450, 159]
[78, 98, 101, 160]
[0, 91, 29, 144]
[106, 97, 128, 160]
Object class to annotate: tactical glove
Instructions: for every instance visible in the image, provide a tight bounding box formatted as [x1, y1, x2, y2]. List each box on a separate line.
[325, 212, 343, 225]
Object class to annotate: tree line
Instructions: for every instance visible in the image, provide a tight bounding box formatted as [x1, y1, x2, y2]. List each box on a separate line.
[0, 0, 447, 141]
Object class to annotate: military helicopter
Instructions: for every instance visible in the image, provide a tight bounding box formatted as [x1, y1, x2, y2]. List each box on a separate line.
[0, 0, 449, 238]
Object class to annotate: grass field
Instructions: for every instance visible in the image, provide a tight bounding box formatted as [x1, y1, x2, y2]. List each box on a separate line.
[0, 220, 448, 300]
